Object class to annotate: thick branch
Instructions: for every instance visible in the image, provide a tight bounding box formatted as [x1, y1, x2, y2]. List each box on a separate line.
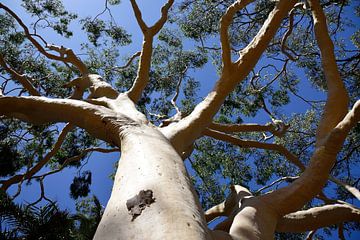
[276, 204, 360, 232]
[0, 54, 40, 96]
[127, 0, 174, 103]
[220, 0, 255, 69]
[65, 74, 119, 99]
[307, 0, 349, 147]
[205, 185, 252, 222]
[161, 0, 297, 155]
[260, 100, 360, 216]
[0, 96, 135, 146]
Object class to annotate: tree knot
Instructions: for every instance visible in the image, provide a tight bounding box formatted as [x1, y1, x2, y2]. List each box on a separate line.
[126, 189, 155, 221]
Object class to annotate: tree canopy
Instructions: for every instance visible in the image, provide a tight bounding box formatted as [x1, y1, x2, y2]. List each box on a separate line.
[0, 0, 359, 239]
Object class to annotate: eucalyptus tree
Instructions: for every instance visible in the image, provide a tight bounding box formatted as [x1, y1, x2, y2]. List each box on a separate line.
[0, 0, 359, 239]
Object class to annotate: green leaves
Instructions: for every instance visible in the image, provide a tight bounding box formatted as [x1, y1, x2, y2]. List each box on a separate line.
[81, 18, 131, 47]
[70, 171, 92, 200]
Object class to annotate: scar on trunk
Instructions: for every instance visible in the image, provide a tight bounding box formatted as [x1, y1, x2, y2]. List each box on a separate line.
[126, 189, 155, 221]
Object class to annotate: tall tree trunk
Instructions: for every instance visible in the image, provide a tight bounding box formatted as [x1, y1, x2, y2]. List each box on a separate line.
[94, 124, 211, 240]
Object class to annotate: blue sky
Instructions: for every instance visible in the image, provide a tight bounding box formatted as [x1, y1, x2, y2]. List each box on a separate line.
[1, 0, 359, 239]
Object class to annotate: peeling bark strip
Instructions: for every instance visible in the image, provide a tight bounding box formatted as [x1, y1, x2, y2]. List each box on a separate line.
[126, 190, 155, 221]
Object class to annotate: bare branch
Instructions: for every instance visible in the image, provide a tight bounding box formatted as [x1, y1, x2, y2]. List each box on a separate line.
[129, 0, 148, 33]
[307, 0, 349, 147]
[306, 230, 317, 240]
[161, 0, 297, 155]
[127, 0, 174, 103]
[259, 100, 360, 216]
[280, 7, 296, 61]
[0, 3, 88, 75]
[25, 177, 54, 209]
[0, 123, 74, 191]
[113, 51, 141, 71]
[209, 120, 288, 137]
[220, 0, 255, 69]
[0, 95, 135, 146]
[150, 0, 175, 35]
[65, 74, 119, 99]
[205, 185, 252, 223]
[0, 54, 40, 96]
[276, 204, 360, 232]
[329, 176, 360, 201]
[255, 176, 299, 194]
[204, 128, 305, 170]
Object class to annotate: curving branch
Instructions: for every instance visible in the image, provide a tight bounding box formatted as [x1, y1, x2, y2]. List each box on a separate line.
[220, 0, 255, 70]
[0, 123, 73, 191]
[276, 204, 360, 233]
[280, 7, 296, 61]
[0, 3, 88, 75]
[204, 128, 305, 170]
[260, 100, 360, 216]
[205, 185, 252, 223]
[113, 51, 141, 72]
[0, 96, 136, 146]
[161, 0, 297, 156]
[127, 0, 174, 103]
[307, 0, 349, 147]
[0, 54, 40, 96]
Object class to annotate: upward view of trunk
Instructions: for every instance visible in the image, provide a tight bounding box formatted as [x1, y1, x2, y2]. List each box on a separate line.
[0, 0, 359, 239]
[94, 124, 211, 240]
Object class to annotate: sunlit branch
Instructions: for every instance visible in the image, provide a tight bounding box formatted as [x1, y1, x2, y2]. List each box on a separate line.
[161, 0, 297, 155]
[259, 100, 360, 216]
[0, 95, 129, 146]
[127, 0, 174, 103]
[209, 121, 288, 137]
[220, 0, 255, 70]
[205, 185, 252, 223]
[171, 66, 188, 115]
[0, 54, 40, 96]
[276, 204, 360, 233]
[305, 230, 317, 240]
[307, 0, 349, 147]
[329, 176, 360, 201]
[0, 124, 74, 191]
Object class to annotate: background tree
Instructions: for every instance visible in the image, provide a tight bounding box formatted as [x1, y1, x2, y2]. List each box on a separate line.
[0, 0, 359, 239]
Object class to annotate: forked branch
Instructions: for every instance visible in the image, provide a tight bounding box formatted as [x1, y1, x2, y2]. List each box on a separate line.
[127, 0, 174, 103]
[161, 0, 297, 155]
